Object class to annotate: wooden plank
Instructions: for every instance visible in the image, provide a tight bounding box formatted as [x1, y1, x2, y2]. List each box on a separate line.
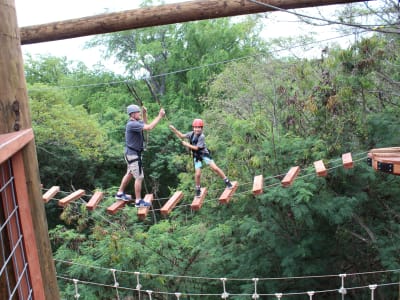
[106, 200, 127, 215]
[342, 152, 354, 169]
[252, 175, 263, 195]
[191, 188, 207, 211]
[313, 160, 327, 177]
[137, 194, 154, 220]
[12, 151, 46, 299]
[161, 191, 184, 216]
[42, 186, 60, 203]
[219, 181, 238, 204]
[58, 189, 85, 207]
[86, 191, 104, 211]
[281, 166, 300, 187]
[0, 129, 34, 165]
[369, 147, 400, 154]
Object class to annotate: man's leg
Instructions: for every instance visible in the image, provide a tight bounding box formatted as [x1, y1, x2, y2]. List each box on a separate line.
[134, 177, 143, 201]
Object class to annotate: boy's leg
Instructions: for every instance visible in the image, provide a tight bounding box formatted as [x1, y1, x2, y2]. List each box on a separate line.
[208, 160, 232, 188]
[208, 161, 226, 179]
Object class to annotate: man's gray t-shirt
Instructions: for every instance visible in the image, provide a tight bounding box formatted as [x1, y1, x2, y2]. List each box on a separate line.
[125, 119, 144, 155]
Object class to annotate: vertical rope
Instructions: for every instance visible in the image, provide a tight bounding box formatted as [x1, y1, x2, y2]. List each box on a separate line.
[111, 269, 120, 300]
[220, 278, 229, 299]
[135, 271, 142, 300]
[146, 290, 153, 300]
[73, 279, 80, 299]
[307, 291, 315, 299]
[369, 284, 377, 300]
[275, 293, 283, 299]
[338, 274, 347, 300]
[175, 292, 182, 299]
[252, 278, 259, 299]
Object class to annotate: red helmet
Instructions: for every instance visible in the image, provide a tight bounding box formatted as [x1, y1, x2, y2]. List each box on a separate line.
[192, 118, 204, 127]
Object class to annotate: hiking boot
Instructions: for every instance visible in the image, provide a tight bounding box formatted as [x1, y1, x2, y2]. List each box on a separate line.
[115, 192, 132, 201]
[135, 199, 151, 207]
[195, 187, 201, 198]
[224, 178, 233, 189]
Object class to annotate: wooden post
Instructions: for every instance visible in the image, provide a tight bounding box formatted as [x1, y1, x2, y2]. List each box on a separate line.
[0, 0, 59, 298]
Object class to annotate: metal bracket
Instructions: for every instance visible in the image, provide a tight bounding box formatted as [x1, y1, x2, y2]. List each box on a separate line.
[367, 157, 372, 166]
[377, 161, 393, 174]
[12, 100, 20, 131]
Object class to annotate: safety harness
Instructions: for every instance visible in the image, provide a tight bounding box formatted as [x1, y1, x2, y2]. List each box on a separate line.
[190, 132, 211, 162]
[126, 145, 143, 174]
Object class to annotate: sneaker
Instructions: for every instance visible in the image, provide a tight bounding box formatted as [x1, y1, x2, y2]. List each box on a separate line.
[195, 188, 201, 198]
[115, 193, 132, 201]
[135, 199, 151, 207]
[224, 179, 232, 189]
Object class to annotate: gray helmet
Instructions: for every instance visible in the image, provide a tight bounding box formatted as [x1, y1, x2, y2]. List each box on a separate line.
[127, 104, 140, 115]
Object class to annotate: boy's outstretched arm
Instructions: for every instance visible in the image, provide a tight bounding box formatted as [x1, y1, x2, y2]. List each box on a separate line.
[169, 125, 186, 139]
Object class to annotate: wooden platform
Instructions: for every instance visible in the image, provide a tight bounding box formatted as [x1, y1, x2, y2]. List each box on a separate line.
[58, 189, 85, 207]
[219, 181, 238, 204]
[106, 200, 128, 215]
[314, 160, 328, 177]
[368, 147, 400, 175]
[137, 194, 154, 220]
[191, 188, 207, 211]
[86, 191, 104, 211]
[42, 186, 60, 203]
[281, 166, 300, 187]
[252, 175, 263, 195]
[161, 191, 184, 216]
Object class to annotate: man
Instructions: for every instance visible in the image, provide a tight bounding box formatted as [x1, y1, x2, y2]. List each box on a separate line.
[116, 104, 165, 207]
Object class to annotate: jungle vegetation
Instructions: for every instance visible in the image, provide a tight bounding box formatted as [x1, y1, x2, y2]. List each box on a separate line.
[24, 1, 400, 299]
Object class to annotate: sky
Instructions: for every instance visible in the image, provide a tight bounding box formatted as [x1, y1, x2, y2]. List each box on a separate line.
[14, 0, 363, 74]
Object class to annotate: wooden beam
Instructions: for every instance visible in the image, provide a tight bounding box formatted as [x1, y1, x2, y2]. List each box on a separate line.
[42, 186, 60, 203]
[191, 188, 207, 211]
[252, 175, 263, 195]
[0, 129, 34, 165]
[281, 166, 300, 187]
[161, 191, 184, 216]
[19, 0, 368, 45]
[314, 160, 328, 177]
[137, 194, 154, 220]
[219, 181, 239, 204]
[86, 191, 104, 211]
[58, 189, 85, 207]
[342, 152, 354, 169]
[106, 200, 127, 215]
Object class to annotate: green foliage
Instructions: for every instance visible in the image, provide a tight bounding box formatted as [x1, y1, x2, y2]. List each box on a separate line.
[23, 6, 400, 299]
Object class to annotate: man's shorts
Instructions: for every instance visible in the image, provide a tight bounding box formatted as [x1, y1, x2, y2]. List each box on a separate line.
[194, 156, 214, 169]
[125, 154, 144, 179]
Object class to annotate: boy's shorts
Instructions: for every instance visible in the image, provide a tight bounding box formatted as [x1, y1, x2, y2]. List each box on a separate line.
[125, 154, 144, 179]
[194, 156, 214, 169]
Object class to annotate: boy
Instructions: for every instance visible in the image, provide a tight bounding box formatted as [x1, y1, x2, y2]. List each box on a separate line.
[169, 118, 232, 197]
